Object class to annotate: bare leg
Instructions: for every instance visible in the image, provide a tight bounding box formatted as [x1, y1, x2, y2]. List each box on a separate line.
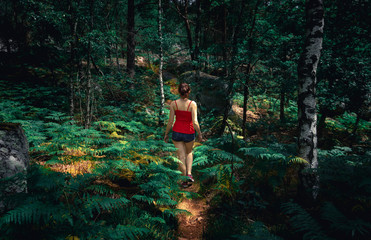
[173, 140, 187, 176]
[184, 140, 194, 175]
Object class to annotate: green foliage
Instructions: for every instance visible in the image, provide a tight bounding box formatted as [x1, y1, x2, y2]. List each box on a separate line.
[231, 221, 283, 240]
[0, 91, 184, 239]
[282, 201, 332, 240]
[1, 0, 370, 239]
[322, 202, 371, 239]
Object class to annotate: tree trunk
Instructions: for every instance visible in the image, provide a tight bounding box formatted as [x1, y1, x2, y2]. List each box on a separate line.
[172, 0, 194, 61]
[280, 87, 285, 124]
[85, 0, 94, 129]
[241, 1, 259, 139]
[352, 114, 360, 135]
[297, 0, 324, 199]
[242, 75, 249, 140]
[194, 0, 202, 87]
[127, 0, 135, 78]
[194, 0, 201, 70]
[158, 0, 165, 126]
[222, 5, 228, 76]
[69, 0, 79, 118]
[115, 42, 120, 72]
[219, 0, 245, 136]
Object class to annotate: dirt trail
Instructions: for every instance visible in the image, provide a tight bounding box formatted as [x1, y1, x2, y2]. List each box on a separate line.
[177, 183, 209, 240]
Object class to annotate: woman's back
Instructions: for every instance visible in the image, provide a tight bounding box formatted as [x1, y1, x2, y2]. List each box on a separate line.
[173, 99, 192, 111]
[173, 99, 194, 134]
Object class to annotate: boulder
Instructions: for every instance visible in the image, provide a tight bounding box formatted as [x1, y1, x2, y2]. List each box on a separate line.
[0, 123, 29, 211]
[178, 71, 229, 115]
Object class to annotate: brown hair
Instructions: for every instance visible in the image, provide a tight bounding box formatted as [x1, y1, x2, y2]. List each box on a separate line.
[178, 83, 191, 97]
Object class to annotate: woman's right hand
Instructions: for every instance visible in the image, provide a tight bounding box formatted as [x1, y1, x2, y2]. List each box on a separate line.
[197, 133, 204, 142]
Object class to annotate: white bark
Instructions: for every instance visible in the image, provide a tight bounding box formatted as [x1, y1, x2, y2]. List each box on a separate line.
[297, 0, 324, 198]
[158, 0, 165, 126]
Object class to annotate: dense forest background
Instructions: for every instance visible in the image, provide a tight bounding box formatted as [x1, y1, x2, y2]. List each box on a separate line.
[0, 0, 370, 239]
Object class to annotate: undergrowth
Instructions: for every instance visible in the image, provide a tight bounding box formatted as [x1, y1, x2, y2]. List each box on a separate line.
[1, 79, 370, 239]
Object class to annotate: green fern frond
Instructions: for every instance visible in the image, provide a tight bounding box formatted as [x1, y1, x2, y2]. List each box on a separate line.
[288, 156, 309, 165]
[239, 147, 270, 157]
[84, 194, 130, 217]
[115, 120, 147, 133]
[86, 184, 115, 196]
[104, 224, 150, 240]
[163, 208, 190, 217]
[258, 153, 286, 161]
[132, 194, 155, 204]
[1, 201, 66, 225]
[282, 201, 333, 240]
[322, 202, 371, 238]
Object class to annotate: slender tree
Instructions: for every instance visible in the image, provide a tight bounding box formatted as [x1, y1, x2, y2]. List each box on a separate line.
[68, 0, 78, 117]
[297, 0, 324, 199]
[127, 0, 135, 78]
[172, 0, 194, 61]
[158, 0, 165, 126]
[242, 0, 259, 140]
[85, 0, 94, 129]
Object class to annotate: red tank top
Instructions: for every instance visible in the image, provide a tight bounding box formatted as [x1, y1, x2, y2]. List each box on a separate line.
[172, 100, 195, 134]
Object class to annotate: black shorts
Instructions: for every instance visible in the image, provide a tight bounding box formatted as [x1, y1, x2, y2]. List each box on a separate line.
[172, 131, 195, 142]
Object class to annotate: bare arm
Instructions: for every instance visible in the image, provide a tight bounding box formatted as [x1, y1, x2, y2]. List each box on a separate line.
[164, 102, 175, 142]
[191, 101, 202, 141]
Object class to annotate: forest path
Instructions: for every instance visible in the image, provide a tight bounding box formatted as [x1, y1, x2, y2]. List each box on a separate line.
[177, 183, 209, 240]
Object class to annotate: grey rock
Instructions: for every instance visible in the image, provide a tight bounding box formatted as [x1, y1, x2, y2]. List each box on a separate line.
[178, 71, 229, 115]
[0, 123, 29, 212]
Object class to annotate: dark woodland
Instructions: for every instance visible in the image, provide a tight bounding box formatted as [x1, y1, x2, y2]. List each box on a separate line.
[0, 0, 370, 239]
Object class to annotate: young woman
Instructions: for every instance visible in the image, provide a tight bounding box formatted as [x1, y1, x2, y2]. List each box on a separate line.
[164, 83, 202, 187]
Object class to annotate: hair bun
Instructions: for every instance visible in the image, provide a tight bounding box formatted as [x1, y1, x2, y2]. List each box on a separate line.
[178, 83, 191, 97]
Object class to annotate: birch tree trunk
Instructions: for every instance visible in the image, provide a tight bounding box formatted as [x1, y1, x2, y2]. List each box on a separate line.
[158, 0, 165, 126]
[297, 0, 324, 199]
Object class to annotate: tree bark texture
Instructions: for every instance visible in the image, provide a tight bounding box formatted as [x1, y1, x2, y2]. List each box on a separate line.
[158, 0, 165, 126]
[297, 0, 324, 198]
[127, 0, 135, 78]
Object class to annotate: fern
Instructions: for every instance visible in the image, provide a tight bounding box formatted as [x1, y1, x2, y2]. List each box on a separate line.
[231, 221, 283, 240]
[322, 202, 371, 238]
[0, 201, 67, 225]
[282, 201, 333, 240]
[132, 194, 155, 204]
[83, 194, 130, 217]
[115, 120, 148, 133]
[103, 224, 150, 240]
